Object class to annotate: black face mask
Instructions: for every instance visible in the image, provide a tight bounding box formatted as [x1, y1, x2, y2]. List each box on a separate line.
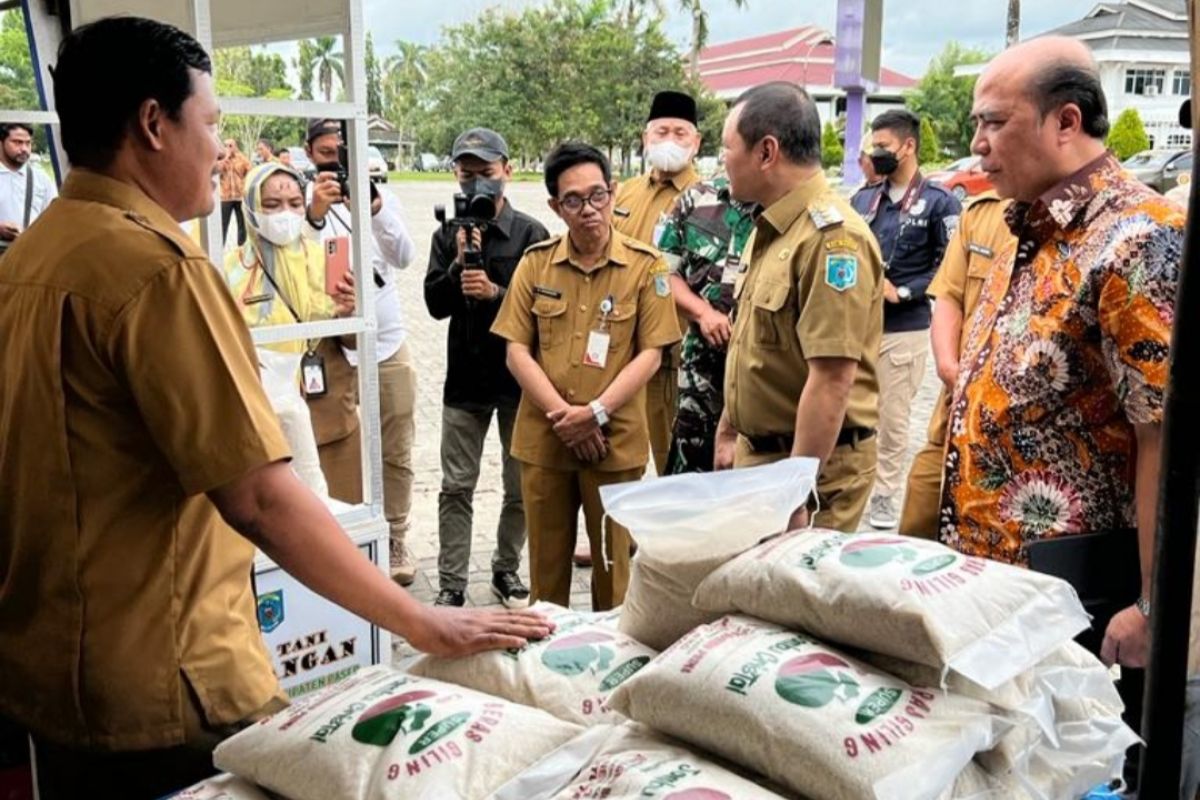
[870, 148, 900, 177]
[459, 176, 504, 218]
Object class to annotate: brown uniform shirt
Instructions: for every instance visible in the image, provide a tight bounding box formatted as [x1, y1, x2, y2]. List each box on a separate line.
[924, 192, 1015, 444]
[491, 229, 682, 472]
[613, 164, 701, 245]
[0, 170, 290, 750]
[725, 171, 883, 437]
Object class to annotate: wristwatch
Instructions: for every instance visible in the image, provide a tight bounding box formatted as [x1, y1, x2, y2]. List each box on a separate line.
[1136, 596, 1151, 618]
[896, 285, 913, 302]
[589, 400, 610, 427]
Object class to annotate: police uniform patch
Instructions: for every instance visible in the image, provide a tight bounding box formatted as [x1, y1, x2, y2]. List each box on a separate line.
[655, 273, 670, 297]
[825, 254, 858, 292]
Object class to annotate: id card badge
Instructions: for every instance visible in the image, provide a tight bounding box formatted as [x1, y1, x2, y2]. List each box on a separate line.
[583, 330, 610, 368]
[721, 251, 742, 285]
[301, 350, 327, 397]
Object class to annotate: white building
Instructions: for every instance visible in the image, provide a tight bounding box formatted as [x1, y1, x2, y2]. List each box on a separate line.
[1039, 0, 1191, 148]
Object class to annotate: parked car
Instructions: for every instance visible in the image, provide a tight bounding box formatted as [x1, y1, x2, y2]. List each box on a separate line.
[926, 155, 993, 200]
[1123, 149, 1193, 194]
[368, 146, 389, 183]
[413, 152, 442, 172]
[285, 147, 317, 180]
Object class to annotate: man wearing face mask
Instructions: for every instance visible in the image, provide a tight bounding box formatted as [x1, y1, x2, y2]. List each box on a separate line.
[850, 109, 961, 531]
[613, 90, 703, 482]
[424, 128, 550, 609]
[303, 118, 420, 585]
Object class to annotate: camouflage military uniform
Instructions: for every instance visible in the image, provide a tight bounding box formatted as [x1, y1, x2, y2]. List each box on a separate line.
[655, 178, 756, 473]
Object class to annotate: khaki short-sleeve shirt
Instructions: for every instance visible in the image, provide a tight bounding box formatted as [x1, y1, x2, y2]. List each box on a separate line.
[613, 165, 701, 246]
[491, 228, 681, 471]
[725, 171, 884, 437]
[927, 191, 1015, 332]
[0, 170, 290, 750]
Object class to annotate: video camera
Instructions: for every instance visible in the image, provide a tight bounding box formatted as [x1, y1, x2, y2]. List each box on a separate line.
[433, 187, 499, 273]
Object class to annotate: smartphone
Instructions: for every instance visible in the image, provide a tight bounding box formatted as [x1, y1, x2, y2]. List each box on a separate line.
[325, 236, 351, 296]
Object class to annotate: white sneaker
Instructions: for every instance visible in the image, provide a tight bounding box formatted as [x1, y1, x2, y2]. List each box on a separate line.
[868, 495, 897, 530]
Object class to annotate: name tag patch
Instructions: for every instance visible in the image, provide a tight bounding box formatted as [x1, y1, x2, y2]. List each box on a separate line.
[825, 254, 858, 292]
[533, 285, 562, 299]
[967, 242, 994, 258]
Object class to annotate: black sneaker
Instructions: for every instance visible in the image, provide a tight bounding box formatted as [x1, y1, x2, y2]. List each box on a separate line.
[434, 588, 465, 607]
[491, 571, 531, 609]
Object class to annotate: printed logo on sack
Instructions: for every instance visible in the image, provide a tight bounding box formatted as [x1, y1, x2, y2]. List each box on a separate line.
[351, 690, 437, 747]
[541, 631, 617, 676]
[665, 791, 732, 799]
[774, 654, 861, 708]
[256, 590, 285, 633]
[838, 537, 957, 576]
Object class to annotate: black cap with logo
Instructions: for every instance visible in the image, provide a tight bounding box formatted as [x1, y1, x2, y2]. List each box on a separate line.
[451, 128, 510, 163]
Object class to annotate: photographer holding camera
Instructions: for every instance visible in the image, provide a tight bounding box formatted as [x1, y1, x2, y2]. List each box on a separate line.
[424, 128, 550, 608]
[303, 118, 420, 585]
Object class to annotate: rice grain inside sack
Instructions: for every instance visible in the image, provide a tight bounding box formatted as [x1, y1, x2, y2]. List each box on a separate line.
[408, 603, 656, 725]
[213, 665, 580, 800]
[620, 550, 732, 651]
[547, 722, 790, 799]
[693, 530, 1090, 689]
[608, 615, 1002, 800]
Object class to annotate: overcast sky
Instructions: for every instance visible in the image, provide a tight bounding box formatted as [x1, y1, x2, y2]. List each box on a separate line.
[363, 0, 1102, 77]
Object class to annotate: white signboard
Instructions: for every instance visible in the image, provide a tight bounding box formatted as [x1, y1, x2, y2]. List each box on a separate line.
[255, 542, 379, 698]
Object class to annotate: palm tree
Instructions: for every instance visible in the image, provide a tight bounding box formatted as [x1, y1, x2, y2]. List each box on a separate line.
[614, 0, 666, 27]
[679, 0, 749, 79]
[313, 36, 344, 102]
[1006, 0, 1020, 47]
[384, 42, 428, 160]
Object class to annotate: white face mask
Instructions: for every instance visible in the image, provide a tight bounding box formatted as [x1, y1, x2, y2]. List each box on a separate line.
[646, 140, 694, 173]
[255, 209, 304, 247]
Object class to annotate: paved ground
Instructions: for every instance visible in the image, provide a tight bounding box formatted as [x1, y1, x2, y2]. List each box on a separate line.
[378, 180, 942, 656]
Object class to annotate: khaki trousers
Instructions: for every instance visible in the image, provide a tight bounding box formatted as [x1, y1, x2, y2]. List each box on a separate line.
[644, 364, 678, 476]
[378, 343, 417, 544]
[874, 329, 930, 498]
[898, 441, 945, 539]
[734, 435, 878, 532]
[520, 463, 643, 611]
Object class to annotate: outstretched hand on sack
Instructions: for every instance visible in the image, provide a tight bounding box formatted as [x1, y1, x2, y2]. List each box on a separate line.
[408, 606, 555, 657]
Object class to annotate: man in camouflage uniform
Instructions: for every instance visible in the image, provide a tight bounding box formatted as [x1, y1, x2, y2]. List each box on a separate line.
[656, 176, 756, 473]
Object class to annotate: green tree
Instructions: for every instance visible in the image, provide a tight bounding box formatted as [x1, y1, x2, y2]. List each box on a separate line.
[905, 42, 991, 158]
[1106, 108, 1150, 161]
[365, 32, 383, 117]
[918, 116, 940, 163]
[295, 39, 317, 101]
[214, 46, 301, 153]
[313, 36, 344, 103]
[821, 121, 843, 170]
[0, 10, 37, 112]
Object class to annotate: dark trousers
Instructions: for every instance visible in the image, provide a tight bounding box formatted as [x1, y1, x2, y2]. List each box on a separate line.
[221, 200, 246, 246]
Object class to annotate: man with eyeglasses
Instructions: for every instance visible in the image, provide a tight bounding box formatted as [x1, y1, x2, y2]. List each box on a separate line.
[492, 142, 681, 611]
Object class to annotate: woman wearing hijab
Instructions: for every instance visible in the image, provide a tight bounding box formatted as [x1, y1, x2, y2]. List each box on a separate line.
[225, 162, 354, 496]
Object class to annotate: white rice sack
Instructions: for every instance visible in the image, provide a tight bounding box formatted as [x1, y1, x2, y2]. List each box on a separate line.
[938, 763, 1025, 799]
[213, 665, 580, 800]
[693, 530, 1090, 689]
[408, 603, 655, 725]
[600, 458, 820, 651]
[608, 615, 1003, 800]
[172, 774, 276, 799]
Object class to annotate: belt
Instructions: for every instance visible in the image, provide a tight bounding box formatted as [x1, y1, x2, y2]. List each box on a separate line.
[744, 427, 876, 455]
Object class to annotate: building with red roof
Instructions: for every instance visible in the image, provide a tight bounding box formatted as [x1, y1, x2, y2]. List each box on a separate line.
[697, 25, 918, 127]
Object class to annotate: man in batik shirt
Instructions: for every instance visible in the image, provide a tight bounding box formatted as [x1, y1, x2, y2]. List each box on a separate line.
[656, 176, 756, 473]
[942, 37, 1183, 672]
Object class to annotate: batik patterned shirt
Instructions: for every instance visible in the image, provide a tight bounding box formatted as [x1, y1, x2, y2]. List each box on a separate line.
[940, 153, 1183, 565]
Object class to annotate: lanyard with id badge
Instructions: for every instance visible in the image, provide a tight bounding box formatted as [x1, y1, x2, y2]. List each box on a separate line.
[582, 295, 616, 369]
[242, 254, 328, 397]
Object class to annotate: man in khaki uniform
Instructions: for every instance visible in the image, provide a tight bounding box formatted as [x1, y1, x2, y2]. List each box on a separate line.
[613, 90, 702, 477]
[493, 142, 681, 610]
[898, 191, 1014, 537]
[0, 18, 549, 798]
[714, 82, 883, 532]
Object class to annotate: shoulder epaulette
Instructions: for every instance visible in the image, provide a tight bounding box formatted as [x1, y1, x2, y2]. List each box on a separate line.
[808, 203, 845, 231]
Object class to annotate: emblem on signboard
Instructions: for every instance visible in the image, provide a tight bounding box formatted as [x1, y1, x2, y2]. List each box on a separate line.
[258, 589, 285, 634]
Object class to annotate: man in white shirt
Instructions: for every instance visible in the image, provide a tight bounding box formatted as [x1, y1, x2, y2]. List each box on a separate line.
[304, 118, 421, 585]
[0, 123, 57, 255]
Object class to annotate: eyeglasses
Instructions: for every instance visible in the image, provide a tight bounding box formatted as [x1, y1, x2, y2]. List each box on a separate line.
[558, 188, 612, 214]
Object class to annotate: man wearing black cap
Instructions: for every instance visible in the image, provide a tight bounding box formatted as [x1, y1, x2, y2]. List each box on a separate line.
[303, 118, 421, 585]
[613, 90, 703, 480]
[424, 128, 549, 608]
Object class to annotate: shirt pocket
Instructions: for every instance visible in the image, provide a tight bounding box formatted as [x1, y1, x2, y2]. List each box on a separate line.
[532, 298, 568, 350]
[606, 302, 638, 350]
[750, 280, 792, 350]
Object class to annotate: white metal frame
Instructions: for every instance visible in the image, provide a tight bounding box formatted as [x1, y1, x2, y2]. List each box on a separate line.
[2, 0, 393, 661]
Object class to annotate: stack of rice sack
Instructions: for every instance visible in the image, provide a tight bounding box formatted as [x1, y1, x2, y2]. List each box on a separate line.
[603, 529, 1137, 800]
